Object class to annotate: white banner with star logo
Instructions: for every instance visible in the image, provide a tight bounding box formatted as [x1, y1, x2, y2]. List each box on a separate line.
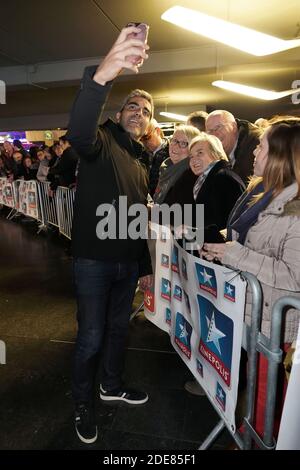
[18, 180, 39, 219]
[144, 223, 246, 433]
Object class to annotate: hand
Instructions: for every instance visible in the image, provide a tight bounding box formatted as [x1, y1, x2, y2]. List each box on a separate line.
[201, 243, 227, 263]
[199, 248, 213, 260]
[93, 26, 149, 85]
[174, 224, 188, 239]
[139, 274, 153, 292]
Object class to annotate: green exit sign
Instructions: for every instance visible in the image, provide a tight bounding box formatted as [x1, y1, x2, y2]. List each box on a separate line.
[44, 131, 53, 140]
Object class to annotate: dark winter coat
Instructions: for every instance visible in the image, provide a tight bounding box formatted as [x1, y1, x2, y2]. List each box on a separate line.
[165, 159, 245, 240]
[232, 119, 260, 185]
[66, 66, 152, 276]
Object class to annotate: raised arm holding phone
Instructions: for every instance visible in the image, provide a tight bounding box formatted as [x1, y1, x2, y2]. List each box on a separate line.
[93, 24, 149, 85]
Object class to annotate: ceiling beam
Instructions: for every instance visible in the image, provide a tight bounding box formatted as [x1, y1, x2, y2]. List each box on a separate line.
[2, 45, 300, 88]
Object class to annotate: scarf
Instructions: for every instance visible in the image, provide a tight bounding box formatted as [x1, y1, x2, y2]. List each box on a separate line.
[192, 161, 218, 200]
[153, 157, 189, 204]
[226, 182, 273, 244]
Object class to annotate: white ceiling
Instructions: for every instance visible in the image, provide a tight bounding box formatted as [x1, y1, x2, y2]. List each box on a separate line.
[0, 0, 300, 130]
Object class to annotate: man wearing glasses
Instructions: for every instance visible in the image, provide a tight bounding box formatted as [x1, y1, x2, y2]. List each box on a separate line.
[205, 110, 259, 184]
[66, 26, 152, 444]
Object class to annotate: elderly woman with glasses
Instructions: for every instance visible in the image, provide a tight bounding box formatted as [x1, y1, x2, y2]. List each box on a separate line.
[153, 125, 200, 204]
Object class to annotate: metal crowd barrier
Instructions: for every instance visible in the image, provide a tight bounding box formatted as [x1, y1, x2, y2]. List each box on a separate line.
[11, 179, 21, 216]
[261, 296, 300, 449]
[200, 275, 300, 451]
[0, 177, 75, 241]
[56, 186, 75, 240]
[37, 181, 59, 229]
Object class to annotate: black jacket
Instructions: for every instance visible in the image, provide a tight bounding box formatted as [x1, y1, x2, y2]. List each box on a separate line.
[66, 66, 152, 276]
[48, 146, 79, 189]
[194, 160, 245, 230]
[233, 119, 260, 185]
[165, 160, 245, 241]
[23, 167, 37, 180]
[149, 141, 169, 197]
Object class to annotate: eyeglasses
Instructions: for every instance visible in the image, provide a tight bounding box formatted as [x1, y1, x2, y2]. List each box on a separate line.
[206, 123, 225, 134]
[170, 138, 189, 149]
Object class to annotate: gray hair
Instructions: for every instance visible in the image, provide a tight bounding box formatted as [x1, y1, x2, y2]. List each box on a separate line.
[173, 124, 201, 144]
[206, 110, 236, 124]
[120, 89, 154, 118]
[189, 133, 228, 162]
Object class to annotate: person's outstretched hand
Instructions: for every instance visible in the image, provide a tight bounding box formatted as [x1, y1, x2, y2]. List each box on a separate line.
[93, 26, 149, 85]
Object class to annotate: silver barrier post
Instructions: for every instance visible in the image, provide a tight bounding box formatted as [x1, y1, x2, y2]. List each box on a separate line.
[263, 296, 300, 448]
[199, 420, 226, 450]
[9, 180, 21, 220]
[55, 186, 75, 240]
[240, 272, 263, 450]
[56, 187, 63, 236]
[36, 181, 47, 233]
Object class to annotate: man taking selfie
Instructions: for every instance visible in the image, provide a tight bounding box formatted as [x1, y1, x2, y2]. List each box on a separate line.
[66, 25, 152, 444]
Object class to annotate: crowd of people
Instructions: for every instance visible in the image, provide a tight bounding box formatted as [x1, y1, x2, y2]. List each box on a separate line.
[1, 25, 300, 449]
[0, 136, 78, 190]
[63, 26, 300, 446]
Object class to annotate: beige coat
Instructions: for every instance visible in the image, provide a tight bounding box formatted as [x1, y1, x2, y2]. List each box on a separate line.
[223, 182, 300, 343]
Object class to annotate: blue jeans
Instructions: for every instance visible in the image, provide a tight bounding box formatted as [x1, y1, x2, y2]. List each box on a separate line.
[72, 258, 139, 405]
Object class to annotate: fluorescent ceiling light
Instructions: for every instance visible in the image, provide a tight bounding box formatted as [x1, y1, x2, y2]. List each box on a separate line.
[161, 6, 300, 56]
[160, 112, 187, 121]
[212, 80, 300, 100]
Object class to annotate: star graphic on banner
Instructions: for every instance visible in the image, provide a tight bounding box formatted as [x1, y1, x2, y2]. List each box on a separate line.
[218, 387, 224, 400]
[226, 284, 233, 295]
[179, 323, 188, 340]
[200, 269, 213, 286]
[163, 281, 171, 293]
[206, 311, 226, 355]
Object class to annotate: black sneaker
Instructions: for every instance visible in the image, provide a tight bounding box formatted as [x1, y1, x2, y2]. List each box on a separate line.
[75, 403, 98, 444]
[100, 385, 148, 405]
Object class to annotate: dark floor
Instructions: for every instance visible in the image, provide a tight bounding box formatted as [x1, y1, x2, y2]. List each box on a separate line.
[0, 209, 234, 451]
